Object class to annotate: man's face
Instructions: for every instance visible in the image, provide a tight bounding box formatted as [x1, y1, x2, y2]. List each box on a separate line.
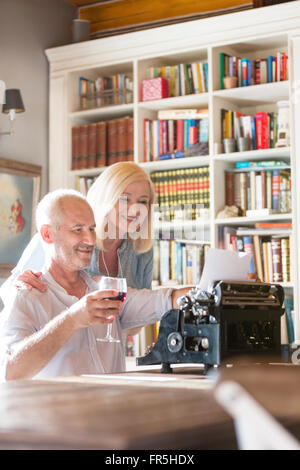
[50, 199, 96, 271]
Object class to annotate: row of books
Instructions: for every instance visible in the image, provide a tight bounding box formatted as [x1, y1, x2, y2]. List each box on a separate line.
[151, 167, 210, 221]
[78, 74, 133, 110]
[76, 175, 97, 196]
[219, 52, 288, 89]
[144, 109, 209, 162]
[153, 239, 210, 286]
[218, 224, 292, 283]
[221, 109, 280, 150]
[71, 117, 134, 170]
[146, 61, 209, 96]
[225, 164, 291, 215]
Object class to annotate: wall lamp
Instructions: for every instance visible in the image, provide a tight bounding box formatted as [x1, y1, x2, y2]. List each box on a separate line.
[1, 89, 25, 136]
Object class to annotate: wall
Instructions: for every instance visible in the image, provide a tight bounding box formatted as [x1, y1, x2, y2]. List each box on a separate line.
[0, 0, 77, 289]
[0, 0, 77, 195]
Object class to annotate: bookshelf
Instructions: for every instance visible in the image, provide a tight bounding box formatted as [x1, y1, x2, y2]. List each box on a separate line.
[46, 2, 300, 352]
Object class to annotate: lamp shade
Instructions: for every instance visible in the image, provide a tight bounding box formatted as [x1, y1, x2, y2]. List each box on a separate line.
[2, 89, 25, 114]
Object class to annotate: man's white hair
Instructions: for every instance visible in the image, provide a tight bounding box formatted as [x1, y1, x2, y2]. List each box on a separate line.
[35, 189, 88, 231]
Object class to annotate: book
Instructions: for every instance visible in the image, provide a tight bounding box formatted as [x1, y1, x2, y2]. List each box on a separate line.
[255, 222, 292, 228]
[107, 119, 118, 166]
[235, 160, 286, 168]
[79, 124, 89, 169]
[116, 118, 126, 162]
[242, 236, 255, 273]
[271, 236, 283, 282]
[272, 169, 280, 211]
[253, 234, 263, 281]
[284, 296, 294, 344]
[262, 240, 270, 282]
[246, 208, 275, 217]
[255, 112, 269, 149]
[71, 126, 80, 170]
[157, 108, 209, 120]
[87, 122, 97, 168]
[125, 116, 134, 162]
[96, 121, 107, 167]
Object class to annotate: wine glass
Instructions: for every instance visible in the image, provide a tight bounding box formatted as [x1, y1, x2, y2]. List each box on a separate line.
[96, 276, 127, 343]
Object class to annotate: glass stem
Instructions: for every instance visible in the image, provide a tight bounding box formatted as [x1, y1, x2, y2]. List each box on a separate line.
[106, 323, 112, 338]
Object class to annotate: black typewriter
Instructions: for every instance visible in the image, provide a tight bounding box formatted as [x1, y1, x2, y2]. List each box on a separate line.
[136, 281, 285, 373]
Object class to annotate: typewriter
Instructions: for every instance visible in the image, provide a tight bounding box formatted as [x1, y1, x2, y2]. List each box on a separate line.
[136, 281, 285, 373]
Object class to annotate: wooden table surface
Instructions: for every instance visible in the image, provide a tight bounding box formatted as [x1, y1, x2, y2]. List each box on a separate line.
[1, 362, 300, 450]
[0, 366, 236, 450]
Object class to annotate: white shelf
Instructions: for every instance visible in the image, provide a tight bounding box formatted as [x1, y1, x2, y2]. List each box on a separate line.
[71, 166, 106, 177]
[215, 213, 292, 226]
[213, 80, 289, 105]
[69, 103, 134, 124]
[139, 155, 210, 172]
[138, 92, 209, 111]
[213, 147, 290, 162]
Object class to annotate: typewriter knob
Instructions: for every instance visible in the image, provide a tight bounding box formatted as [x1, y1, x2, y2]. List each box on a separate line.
[201, 337, 209, 350]
[177, 295, 191, 310]
[167, 332, 183, 353]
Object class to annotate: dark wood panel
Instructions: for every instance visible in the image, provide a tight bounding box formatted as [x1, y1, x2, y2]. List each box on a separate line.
[78, 0, 253, 37]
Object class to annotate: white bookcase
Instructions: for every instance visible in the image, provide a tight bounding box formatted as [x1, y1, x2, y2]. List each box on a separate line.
[46, 2, 300, 344]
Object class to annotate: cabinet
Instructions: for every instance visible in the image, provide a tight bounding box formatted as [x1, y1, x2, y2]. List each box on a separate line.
[46, 2, 300, 347]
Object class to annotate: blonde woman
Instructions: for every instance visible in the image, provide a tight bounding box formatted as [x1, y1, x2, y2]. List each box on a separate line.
[1, 162, 155, 295]
[87, 162, 155, 289]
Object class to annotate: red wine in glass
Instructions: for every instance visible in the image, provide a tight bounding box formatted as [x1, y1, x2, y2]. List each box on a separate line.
[96, 276, 127, 343]
[109, 292, 127, 302]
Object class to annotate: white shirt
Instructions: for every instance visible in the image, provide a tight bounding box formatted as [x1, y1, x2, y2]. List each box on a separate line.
[0, 269, 173, 381]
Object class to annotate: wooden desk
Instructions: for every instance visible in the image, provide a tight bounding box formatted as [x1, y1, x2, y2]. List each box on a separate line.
[216, 363, 300, 442]
[0, 366, 236, 450]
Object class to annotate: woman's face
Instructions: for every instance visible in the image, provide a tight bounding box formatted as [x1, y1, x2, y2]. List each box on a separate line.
[107, 179, 151, 239]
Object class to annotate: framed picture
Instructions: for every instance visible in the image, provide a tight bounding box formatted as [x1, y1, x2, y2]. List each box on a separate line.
[0, 158, 41, 277]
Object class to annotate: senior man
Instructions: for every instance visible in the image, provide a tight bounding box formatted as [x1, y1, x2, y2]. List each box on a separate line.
[0, 189, 188, 381]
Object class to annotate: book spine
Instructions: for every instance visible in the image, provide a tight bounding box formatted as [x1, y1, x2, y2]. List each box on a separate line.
[281, 237, 290, 283]
[284, 297, 294, 344]
[272, 169, 280, 211]
[262, 241, 269, 282]
[241, 58, 248, 86]
[79, 125, 89, 169]
[225, 172, 234, 206]
[176, 120, 184, 151]
[96, 121, 107, 167]
[267, 56, 274, 82]
[87, 123, 97, 168]
[117, 117, 127, 162]
[250, 170, 256, 210]
[220, 53, 225, 89]
[107, 119, 117, 166]
[71, 126, 80, 170]
[271, 237, 283, 282]
[253, 234, 264, 281]
[240, 172, 247, 215]
[126, 117, 134, 161]
[242, 235, 255, 274]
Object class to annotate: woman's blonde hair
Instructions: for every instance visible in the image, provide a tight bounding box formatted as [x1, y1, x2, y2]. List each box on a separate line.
[86, 162, 155, 253]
